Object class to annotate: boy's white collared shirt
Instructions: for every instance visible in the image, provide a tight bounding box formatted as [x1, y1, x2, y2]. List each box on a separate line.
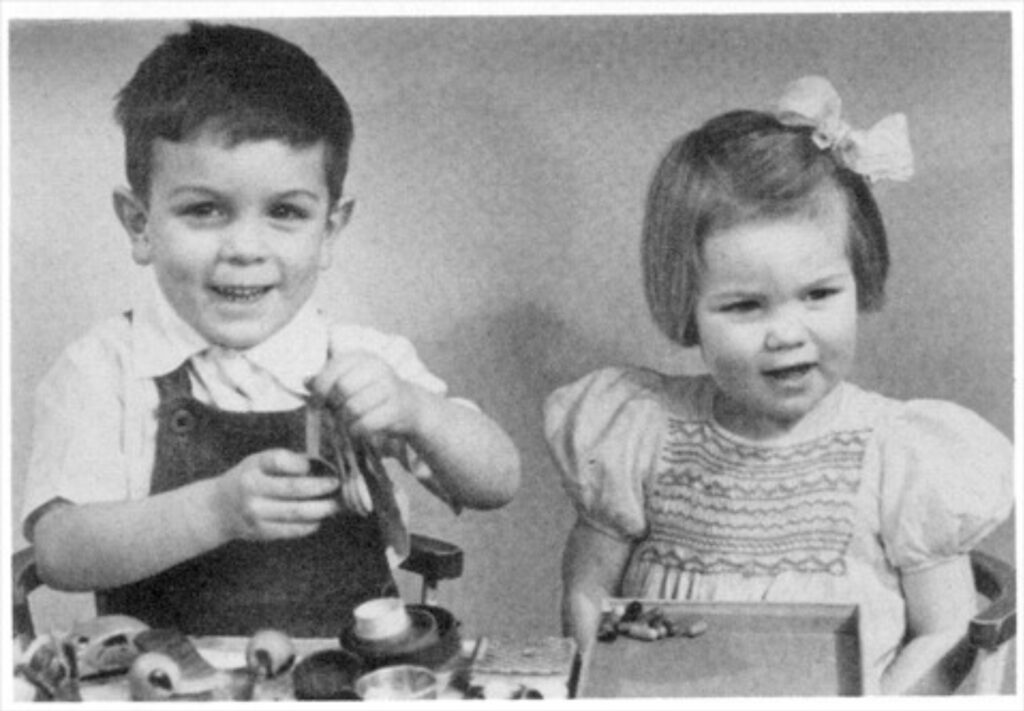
[23, 278, 463, 555]
[133, 277, 332, 412]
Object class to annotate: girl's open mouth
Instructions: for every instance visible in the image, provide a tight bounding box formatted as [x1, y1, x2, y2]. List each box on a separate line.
[210, 285, 273, 302]
[764, 363, 815, 381]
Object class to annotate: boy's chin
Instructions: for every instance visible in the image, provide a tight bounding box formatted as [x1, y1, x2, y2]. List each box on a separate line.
[200, 325, 278, 351]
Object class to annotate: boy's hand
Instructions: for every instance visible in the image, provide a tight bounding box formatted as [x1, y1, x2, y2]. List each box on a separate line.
[212, 449, 340, 542]
[308, 351, 422, 440]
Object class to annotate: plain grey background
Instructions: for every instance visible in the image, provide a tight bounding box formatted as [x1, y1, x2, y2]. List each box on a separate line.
[5, 12, 1016, 648]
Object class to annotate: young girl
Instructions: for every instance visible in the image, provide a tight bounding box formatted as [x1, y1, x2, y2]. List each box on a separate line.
[543, 76, 1013, 695]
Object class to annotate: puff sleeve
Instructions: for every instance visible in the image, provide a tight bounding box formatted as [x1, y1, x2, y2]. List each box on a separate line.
[878, 399, 1014, 573]
[543, 367, 664, 542]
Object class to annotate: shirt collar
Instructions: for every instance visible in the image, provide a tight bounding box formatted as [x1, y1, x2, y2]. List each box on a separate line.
[244, 298, 329, 396]
[131, 278, 208, 378]
[131, 277, 329, 391]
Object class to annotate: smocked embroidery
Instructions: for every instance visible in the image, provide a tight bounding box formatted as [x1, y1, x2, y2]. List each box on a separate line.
[642, 418, 869, 577]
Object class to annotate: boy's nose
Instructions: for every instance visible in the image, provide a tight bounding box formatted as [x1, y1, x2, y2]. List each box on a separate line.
[219, 222, 269, 262]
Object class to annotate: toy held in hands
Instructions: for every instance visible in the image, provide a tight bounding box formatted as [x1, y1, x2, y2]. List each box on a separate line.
[304, 397, 410, 558]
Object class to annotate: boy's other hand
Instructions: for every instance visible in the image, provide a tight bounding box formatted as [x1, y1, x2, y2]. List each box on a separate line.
[212, 449, 340, 542]
[309, 351, 422, 440]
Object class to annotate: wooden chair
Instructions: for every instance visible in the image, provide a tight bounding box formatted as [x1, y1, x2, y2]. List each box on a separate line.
[11, 533, 463, 642]
[954, 549, 1017, 694]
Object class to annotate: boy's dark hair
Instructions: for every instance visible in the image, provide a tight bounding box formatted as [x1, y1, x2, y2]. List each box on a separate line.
[115, 21, 353, 205]
[642, 110, 889, 348]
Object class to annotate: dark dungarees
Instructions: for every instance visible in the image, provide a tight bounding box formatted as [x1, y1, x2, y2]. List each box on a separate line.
[96, 362, 397, 637]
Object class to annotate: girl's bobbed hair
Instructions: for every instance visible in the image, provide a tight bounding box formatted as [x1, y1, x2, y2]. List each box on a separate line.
[642, 110, 889, 348]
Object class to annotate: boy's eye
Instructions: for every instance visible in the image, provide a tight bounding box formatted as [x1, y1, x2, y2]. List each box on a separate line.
[806, 287, 839, 302]
[178, 202, 223, 219]
[268, 203, 311, 221]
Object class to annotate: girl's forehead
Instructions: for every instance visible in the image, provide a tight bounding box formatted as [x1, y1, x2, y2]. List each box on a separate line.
[700, 210, 851, 280]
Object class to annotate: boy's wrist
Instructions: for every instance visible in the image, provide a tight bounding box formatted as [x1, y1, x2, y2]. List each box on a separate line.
[185, 476, 236, 547]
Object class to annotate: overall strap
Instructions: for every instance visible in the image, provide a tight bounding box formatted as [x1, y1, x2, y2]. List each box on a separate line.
[95, 346, 395, 637]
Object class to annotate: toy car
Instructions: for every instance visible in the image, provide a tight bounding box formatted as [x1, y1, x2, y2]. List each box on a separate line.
[68, 614, 150, 678]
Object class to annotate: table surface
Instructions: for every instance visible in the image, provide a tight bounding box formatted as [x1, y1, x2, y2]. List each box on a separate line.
[24, 601, 872, 700]
[67, 633, 576, 701]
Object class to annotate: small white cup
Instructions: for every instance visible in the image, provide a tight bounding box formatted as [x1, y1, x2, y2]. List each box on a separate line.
[353, 597, 412, 641]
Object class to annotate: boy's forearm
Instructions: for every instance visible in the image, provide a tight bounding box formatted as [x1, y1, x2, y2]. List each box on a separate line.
[404, 388, 520, 510]
[31, 477, 228, 592]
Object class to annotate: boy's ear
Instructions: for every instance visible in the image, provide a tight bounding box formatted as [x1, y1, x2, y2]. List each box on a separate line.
[329, 196, 355, 236]
[113, 188, 153, 266]
[319, 197, 355, 269]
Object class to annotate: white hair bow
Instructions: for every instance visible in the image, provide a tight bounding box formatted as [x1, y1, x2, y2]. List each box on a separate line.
[776, 76, 914, 183]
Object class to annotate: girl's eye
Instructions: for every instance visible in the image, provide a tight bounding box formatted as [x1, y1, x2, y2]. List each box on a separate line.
[721, 300, 760, 314]
[269, 204, 311, 221]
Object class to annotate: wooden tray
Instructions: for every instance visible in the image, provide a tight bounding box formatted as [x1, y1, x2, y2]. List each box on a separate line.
[577, 599, 863, 698]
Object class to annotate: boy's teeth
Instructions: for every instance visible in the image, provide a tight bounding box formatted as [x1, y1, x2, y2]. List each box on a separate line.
[214, 286, 268, 300]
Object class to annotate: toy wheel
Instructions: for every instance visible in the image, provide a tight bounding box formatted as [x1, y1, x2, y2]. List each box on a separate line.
[245, 629, 296, 678]
[128, 651, 181, 700]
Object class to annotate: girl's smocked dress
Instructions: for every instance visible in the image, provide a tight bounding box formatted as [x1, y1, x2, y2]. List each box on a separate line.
[544, 367, 1013, 692]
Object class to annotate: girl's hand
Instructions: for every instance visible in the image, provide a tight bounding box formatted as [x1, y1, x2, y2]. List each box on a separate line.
[211, 449, 340, 542]
[308, 351, 423, 440]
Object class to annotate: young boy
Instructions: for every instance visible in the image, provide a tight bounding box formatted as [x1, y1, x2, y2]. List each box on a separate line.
[20, 21, 521, 637]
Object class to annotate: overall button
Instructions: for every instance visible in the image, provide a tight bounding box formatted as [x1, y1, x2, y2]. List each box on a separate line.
[169, 408, 196, 434]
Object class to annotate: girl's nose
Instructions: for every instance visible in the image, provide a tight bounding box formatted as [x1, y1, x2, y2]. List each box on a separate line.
[764, 310, 808, 351]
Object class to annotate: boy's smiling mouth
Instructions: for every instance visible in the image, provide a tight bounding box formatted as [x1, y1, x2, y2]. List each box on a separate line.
[210, 284, 274, 302]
